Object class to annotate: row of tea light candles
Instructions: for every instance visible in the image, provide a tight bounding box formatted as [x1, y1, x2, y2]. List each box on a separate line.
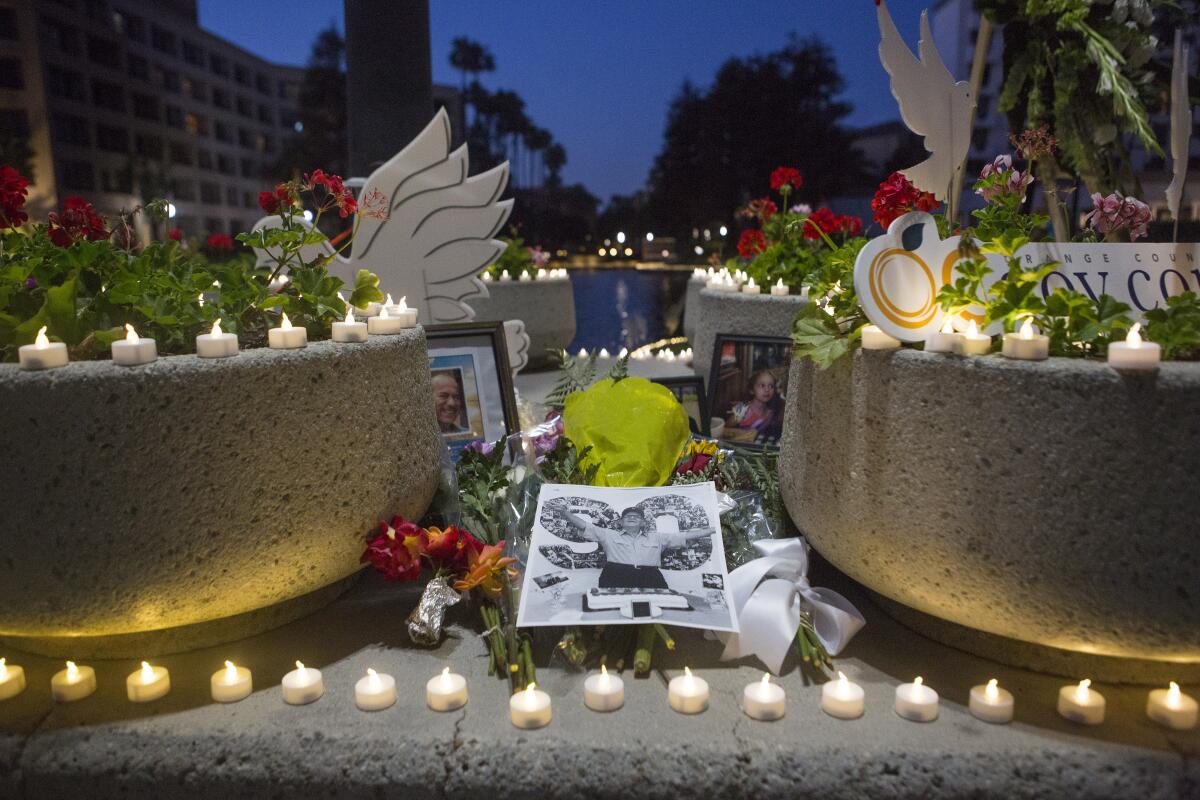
[2, 657, 1194, 731]
[573, 346, 693, 363]
[696, 267, 796, 297]
[16, 293, 419, 371]
[480, 268, 569, 282]
[862, 317, 1162, 369]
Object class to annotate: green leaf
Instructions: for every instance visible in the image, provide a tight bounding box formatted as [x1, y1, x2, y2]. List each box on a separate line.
[349, 269, 383, 308]
[791, 306, 852, 369]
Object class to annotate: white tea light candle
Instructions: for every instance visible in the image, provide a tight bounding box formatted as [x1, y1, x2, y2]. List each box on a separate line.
[332, 307, 368, 343]
[770, 279, 790, 296]
[196, 318, 239, 358]
[354, 668, 397, 712]
[426, 666, 468, 711]
[18, 326, 69, 370]
[584, 665, 624, 712]
[668, 667, 709, 714]
[742, 673, 785, 721]
[127, 661, 170, 703]
[968, 678, 1014, 724]
[51, 661, 96, 702]
[281, 661, 324, 705]
[925, 318, 964, 355]
[1108, 323, 1160, 370]
[742, 278, 761, 295]
[387, 296, 419, 327]
[499, 270, 512, 282]
[509, 683, 552, 729]
[211, 660, 252, 703]
[960, 319, 992, 356]
[894, 676, 939, 722]
[367, 306, 408, 335]
[1002, 318, 1049, 361]
[861, 324, 901, 351]
[1146, 682, 1198, 730]
[111, 324, 158, 366]
[0, 658, 26, 700]
[821, 671, 864, 720]
[1057, 679, 1105, 725]
[268, 313, 307, 349]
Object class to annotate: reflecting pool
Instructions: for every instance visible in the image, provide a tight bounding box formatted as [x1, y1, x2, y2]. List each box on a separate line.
[564, 268, 691, 353]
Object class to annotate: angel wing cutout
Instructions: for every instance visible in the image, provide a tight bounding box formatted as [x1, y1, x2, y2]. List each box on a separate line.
[503, 319, 530, 376]
[250, 108, 511, 323]
[877, 1, 974, 200]
[1165, 28, 1192, 224]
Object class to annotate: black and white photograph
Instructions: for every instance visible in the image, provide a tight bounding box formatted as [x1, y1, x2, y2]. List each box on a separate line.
[516, 482, 738, 633]
[652, 375, 710, 436]
[707, 334, 792, 449]
[425, 322, 519, 462]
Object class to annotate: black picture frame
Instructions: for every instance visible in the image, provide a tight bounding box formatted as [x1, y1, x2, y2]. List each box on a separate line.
[652, 375, 711, 437]
[424, 321, 520, 461]
[706, 333, 792, 450]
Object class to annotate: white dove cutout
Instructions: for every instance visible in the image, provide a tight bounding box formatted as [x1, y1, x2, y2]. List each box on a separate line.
[877, 1, 974, 201]
[1165, 28, 1192, 226]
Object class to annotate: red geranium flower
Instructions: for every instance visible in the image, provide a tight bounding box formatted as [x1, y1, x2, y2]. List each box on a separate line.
[259, 183, 294, 214]
[737, 229, 767, 258]
[0, 165, 30, 228]
[835, 214, 863, 237]
[423, 524, 484, 570]
[305, 169, 357, 218]
[360, 516, 427, 582]
[47, 197, 107, 247]
[871, 171, 940, 229]
[206, 232, 234, 252]
[803, 207, 838, 240]
[166, 227, 183, 241]
[770, 166, 803, 192]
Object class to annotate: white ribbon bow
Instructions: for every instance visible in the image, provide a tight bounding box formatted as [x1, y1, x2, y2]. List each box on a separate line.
[718, 537, 865, 675]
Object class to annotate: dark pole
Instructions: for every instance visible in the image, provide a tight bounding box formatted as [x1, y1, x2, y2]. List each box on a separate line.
[344, 0, 433, 177]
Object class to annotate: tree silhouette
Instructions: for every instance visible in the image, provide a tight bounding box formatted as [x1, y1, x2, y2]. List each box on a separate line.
[273, 25, 348, 179]
[449, 37, 496, 95]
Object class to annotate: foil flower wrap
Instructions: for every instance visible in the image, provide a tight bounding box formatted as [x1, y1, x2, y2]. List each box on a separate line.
[407, 575, 462, 645]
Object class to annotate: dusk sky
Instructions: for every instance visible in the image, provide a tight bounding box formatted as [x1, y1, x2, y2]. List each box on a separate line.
[199, 0, 934, 203]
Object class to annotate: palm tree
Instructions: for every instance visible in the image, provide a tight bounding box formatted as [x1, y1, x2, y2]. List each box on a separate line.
[543, 142, 567, 187]
[524, 126, 552, 187]
[449, 37, 495, 94]
[491, 90, 528, 186]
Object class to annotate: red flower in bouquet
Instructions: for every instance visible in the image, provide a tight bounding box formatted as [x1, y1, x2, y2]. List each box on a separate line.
[166, 227, 184, 242]
[360, 516, 427, 582]
[871, 172, 939, 229]
[0, 165, 30, 228]
[305, 169, 357, 218]
[423, 524, 485, 570]
[803, 207, 838, 240]
[453, 541, 517, 599]
[770, 166, 803, 192]
[834, 214, 863, 237]
[206, 232, 234, 253]
[746, 197, 777, 221]
[737, 228, 767, 258]
[48, 197, 107, 247]
[258, 183, 293, 214]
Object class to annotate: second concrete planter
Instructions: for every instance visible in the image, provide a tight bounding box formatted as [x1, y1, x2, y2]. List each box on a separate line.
[691, 288, 807, 384]
[467, 277, 576, 370]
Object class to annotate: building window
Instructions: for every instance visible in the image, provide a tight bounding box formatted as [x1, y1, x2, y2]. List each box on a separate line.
[236, 96, 252, 117]
[168, 140, 192, 166]
[0, 59, 23, 90]
[86, 36, 121, 68]
[173, 179, 195, 201]
[46, 65, 87, 101]
[100, 167, 133, 193]
[233, 63, 249, 85]
[120, 11, 145, 42]
[216, 153, 234, 174]
[0, 9, 18, 39]
[156, 66, 180, 94]
[242, 191, 255, 209]
[52, 113, 91, 146]
[197, 148, 213, 169]
[127, 53, 149, 80]
[95, 123, 129, 152]
[40, 17, 81, 55]
[165, 105, 184, 129]
[228, 218, 244, 234]
[200, 181, 221, 204]
[976, 95, 991, 119]
[60, 160, 95, 190]
[211, 87, 230, 109]
[257, 104, 273, 125]
[214, 121, 232, 143]
[971, 127, 989, 152]
[225, 186, 238, 206]
[237, 127, 252, 148]
[182, 39, 205, 67]
[0, 110, 30, 139]
[132, 92, 159, 121]
[184, 113, 208, 137]
[150, 25, 176, 56]
[255, 72, 270, 95]
[183, 78, 208, 102]
[134, 133, 162, 158]
[90, 78, 126, 112]
[239, 157, 255, 178]
[209, 53, 228, 77]
[257, 133, 272, 154]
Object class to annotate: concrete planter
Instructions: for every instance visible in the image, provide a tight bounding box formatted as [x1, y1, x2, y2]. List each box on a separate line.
[682, 276, 705, 343]
[467, 277, 575, 370]
[692, 288, 807, 384]
[0, 332, 443, 657]
[779, 349, 1200, 681]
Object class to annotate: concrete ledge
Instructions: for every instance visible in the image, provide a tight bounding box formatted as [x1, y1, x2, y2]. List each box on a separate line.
[0, 570, 1194, 799]
[692, 289, 807, 385]
[779, 348, 1200, 677]
[0, 333, 443, 656]
[682, 275, 705, 343]
[467, 278, 576, 370]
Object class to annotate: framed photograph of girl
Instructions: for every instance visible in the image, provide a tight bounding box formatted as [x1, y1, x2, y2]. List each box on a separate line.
[425, 322, 520, 462]
[706, 334, 791, 449]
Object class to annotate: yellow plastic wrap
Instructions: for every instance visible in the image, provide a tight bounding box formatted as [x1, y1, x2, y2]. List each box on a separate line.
[562, 377, 690, 487]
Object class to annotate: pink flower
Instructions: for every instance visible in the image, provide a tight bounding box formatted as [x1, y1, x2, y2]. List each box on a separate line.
[975, 154, 1033, 203]
[530, 247, 551, 268]
[1085, 192, 1151, 240]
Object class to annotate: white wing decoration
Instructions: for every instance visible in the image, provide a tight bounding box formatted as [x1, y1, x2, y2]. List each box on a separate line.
[350, 108, 513, 322]
[503, 319, 530, 376]
[877, 1, 974, 200]
[1165, 29, 1192, 223]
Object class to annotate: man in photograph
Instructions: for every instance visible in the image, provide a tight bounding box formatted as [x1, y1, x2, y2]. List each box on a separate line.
[550, 505, 715, 590]
[431, 370, 468, 433]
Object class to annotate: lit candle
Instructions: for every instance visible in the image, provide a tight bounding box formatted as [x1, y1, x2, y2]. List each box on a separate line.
[426, 666, 468, 711]
[821, 671, 865, 720]
[509, 682, 552, 729]
[960, 319, 992, 355]
[332, 307, 368, 343]
[861, 324, 901, 351]
[385, 295, 418, 327]
[1146, 682, 1198, 730]
[583, 664, 624, 712]
[894, 676, 939, 722]
[925, 317, 964, 354]
[51, 661, 96, 702]
[518, 271, 532, 282]
[0, 658, 26, 701]
[267, 312, 307, 349]
[968, 678, 1014, 724]
[210, 660, 252, 703]
[1108, 322, 1160, 370]
[360, 300, 383, 317]
[281, 660, 324, 705]
[770, 279, 790, 297]
[742, 673, 785, 721]
[599, 347, 611, 358]
[742, 278, 761, 295]
[667, 667, 709, 714]
[196, 318, 239, 358]
[536, 268, 547, 280]
[368, 306, 409, 335]
[126, 660, 171, 703]
[499, 270, 512, 282]
[111, 324, 158, 366]
[481, 271, 493, 282]
[1002, 318, 1049, 361]
[354, 668, 397, 712]
[577, 348, 588, 358]
[18, 326, 69, 370]
[693, 267, 706, 278]
[1057, 679, 1105, 725]
[618, 347, 629, 358]
[722, 275, 738, 292]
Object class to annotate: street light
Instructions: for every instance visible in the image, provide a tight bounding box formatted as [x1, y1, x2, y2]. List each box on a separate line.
[719, 225, 728, 237]
[302, 209, 313, 222]
[616, 231, 626, 244]
[167, 202, 177, 219]
[646, 232, 654, 242]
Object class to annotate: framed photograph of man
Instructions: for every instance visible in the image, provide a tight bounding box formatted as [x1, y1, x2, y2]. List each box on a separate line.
[516, 482, 738, 633]
[651, 376, 710, 436]
[707, 334, 792, 449]
[425, 322, 519, 462]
